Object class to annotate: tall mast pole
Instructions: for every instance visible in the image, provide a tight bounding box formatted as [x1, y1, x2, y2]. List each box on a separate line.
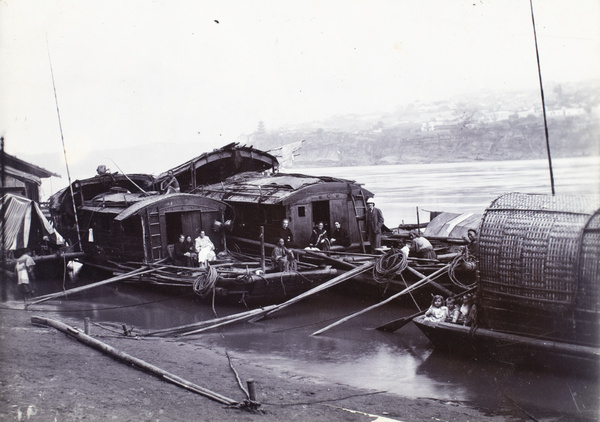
[47, 41, 84, 251]
[529, 0, 556, 195]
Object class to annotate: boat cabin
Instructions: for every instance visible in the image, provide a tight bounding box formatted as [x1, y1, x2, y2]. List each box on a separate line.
[48, 172, 157, 245]
[78, 192, 228, 265]
[477, 192, 600, 347]
[198, 171, 374, 250]
[157, 142, 278, 193]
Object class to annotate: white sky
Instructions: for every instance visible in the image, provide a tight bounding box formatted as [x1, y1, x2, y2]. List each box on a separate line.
[1, 0, 599, 174]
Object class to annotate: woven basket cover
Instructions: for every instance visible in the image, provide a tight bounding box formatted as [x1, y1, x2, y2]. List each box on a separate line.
[478, 193, 600, 312]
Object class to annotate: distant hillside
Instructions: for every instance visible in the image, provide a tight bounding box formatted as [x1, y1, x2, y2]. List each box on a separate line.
[247, 81, 600, 167]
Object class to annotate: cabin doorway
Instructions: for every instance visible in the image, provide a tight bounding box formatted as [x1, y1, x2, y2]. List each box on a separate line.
[312, 201, 331, 232]
[165, 211, 203, 244]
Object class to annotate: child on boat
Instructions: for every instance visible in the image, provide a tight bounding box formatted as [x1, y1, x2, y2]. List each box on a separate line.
[445, 296, 460, 323]
[457, 293, 476, 326]
[424, 295, 448, 322]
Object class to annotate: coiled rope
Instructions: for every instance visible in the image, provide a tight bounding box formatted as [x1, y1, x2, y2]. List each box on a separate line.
[193, 264, 219, 298]
[373, 249, 408, 283]
[448, 247, 477, 289]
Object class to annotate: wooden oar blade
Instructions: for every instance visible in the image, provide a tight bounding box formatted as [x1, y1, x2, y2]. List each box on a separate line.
[376, 310, 425, 332]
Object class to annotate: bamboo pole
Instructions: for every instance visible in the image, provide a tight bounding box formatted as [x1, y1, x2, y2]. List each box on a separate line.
[299, 249, 356, 270]
[310, 263, 451, 336]
[31, 316, 238, 405]
[144, 304, 278, 337]
[405, 265, 453, 296]
[28, 266, 164, 305]
[178, 306, 278, 337]
[254, 261, 374, 321]
[260, 226, 266, 272]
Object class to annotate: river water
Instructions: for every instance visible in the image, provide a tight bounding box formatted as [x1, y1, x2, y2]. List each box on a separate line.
[297, 156, 600, 225]
[11, 157, 600, 420]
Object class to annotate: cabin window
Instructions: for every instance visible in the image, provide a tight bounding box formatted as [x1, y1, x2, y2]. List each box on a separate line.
[298, 206, 306, 217]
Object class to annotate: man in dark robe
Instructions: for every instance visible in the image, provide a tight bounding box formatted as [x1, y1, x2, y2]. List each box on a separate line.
[365, 198, 384, 251]
[330, 221, 350, 250]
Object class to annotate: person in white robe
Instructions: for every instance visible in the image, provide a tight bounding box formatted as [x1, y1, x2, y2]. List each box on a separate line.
[195, 231, 216, 266]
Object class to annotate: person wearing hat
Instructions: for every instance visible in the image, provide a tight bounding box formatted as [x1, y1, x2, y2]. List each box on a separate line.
[365, 198, 384, 251]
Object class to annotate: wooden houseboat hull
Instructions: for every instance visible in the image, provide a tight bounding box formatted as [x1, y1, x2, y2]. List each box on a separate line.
[120, 265, 338, 306]
[413, 316, 600, 375]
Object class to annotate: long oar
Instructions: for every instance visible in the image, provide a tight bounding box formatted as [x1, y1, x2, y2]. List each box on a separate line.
[310, 263, 450, 336]
[28, 266, 163, 305]
[251, 261, 374, 322]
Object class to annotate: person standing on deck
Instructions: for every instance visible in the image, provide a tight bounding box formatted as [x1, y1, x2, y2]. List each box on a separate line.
[365, 198, 384, 251]
[276, 218, 296, 248]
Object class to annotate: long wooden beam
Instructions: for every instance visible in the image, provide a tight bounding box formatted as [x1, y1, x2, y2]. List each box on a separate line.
[311, 264, 451, 336]
[28, 266, 163, 305]
[31, 316, 239, 405]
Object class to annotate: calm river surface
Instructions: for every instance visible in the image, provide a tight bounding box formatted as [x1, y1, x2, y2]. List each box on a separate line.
[297, 156, 600, 225]
[13, 157, 600, 420]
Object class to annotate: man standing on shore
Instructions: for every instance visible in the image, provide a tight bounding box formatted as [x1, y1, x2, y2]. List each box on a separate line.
[365, 198, 384, 251]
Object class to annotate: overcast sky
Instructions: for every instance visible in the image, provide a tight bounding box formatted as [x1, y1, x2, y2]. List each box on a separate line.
[1, 0, 599, 178]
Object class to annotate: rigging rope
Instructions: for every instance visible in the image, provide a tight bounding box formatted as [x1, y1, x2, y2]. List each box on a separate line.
[193, 264, 219, 298]
[447, 247, 478, 290]
[372, 249, 408, 283]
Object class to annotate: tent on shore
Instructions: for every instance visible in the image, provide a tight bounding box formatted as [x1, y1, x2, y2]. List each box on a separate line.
[1, 193, 64, 252]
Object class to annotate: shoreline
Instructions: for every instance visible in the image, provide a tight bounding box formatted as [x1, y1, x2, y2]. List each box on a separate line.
[0, 304, 511, 421]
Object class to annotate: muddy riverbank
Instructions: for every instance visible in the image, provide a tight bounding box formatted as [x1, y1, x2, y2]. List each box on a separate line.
[0, 304, 516, 422]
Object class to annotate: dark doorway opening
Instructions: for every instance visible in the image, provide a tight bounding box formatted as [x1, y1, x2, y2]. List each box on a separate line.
[312, 200, 331, 232]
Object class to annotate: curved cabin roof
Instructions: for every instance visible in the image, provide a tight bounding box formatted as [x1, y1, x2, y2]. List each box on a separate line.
[79, 192, 228, 221]
[49, 173, 156, 212]
[158, 142, 279, 190]
[199, 171, 372, 206]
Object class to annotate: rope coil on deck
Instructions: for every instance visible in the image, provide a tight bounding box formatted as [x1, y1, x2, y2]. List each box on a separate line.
[193, 265, 219, 298]
[448, 247, 477, 290]
[373, 249, 408, 283]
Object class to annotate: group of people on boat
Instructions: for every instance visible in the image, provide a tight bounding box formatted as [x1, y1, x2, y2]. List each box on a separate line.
[173, 231, 216, 268]
[424, 293, 477, 326]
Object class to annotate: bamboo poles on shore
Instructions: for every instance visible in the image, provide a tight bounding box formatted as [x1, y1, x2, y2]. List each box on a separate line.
[31, 316, 239, 406]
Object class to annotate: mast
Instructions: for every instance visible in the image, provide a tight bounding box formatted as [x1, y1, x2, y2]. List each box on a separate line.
[1, 137, 6, 300]
[529, 0, 556, 195]
[47, 42, 84, 251]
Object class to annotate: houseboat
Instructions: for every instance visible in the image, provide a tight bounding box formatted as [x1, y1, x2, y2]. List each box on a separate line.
[157, 142, 278, 192]
[413, 192, 600, 374]
[197, 170, 374, 253]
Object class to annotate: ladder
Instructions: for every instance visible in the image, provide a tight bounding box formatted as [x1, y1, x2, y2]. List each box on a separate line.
[146, 209, 163, 261]
[348, 184, 368, 253]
